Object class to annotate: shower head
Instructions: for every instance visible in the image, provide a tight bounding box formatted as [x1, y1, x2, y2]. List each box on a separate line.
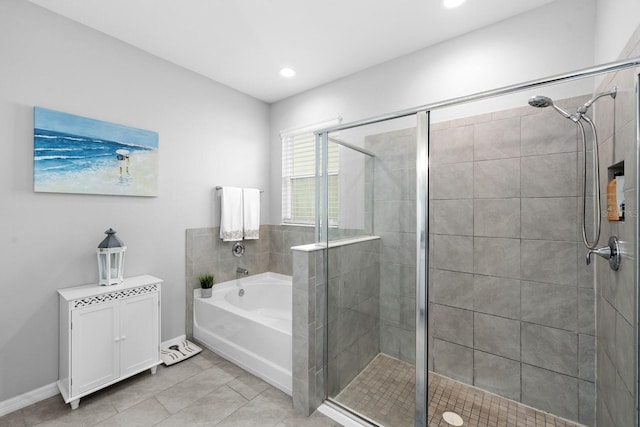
[528, 95, 553, 108]
[528, 95, 573, 119]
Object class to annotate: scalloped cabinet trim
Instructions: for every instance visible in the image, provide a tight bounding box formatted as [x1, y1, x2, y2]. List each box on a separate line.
[72, 284, 158, 308]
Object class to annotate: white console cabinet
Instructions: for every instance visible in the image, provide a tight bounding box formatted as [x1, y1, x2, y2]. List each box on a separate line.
[58, 275, 162, 409]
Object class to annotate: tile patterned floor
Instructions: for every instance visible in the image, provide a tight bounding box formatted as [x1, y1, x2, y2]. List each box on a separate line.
[336, 354, 415, 427]
[0, 347, 340, 427]
[0, 349, 586, 427]
[335, 354, 583, 427]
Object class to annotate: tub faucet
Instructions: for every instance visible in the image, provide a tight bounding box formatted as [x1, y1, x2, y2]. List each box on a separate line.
[236, 267, 249, 279]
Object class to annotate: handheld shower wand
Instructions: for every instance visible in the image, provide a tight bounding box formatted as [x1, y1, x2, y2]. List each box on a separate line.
[527, 88, 616, 250]
[527, 95, 573, 119]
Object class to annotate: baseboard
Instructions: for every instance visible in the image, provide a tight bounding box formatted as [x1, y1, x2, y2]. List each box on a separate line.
[161, 334, 186, 348]
[0, 382, 59, 417]
[0, 334, 187, 417]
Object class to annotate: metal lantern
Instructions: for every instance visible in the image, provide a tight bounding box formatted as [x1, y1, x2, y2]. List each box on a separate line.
[97, 228, 126, 286]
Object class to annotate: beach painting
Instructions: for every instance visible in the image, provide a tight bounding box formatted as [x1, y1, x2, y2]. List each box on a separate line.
[34, 107, 159, 196]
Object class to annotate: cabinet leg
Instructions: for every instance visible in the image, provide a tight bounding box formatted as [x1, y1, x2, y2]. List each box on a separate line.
[150, 366, 158, 375]
[70, 399, 80, 410]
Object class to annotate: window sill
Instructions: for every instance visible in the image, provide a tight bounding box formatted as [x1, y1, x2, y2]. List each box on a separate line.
[280, 222, 314, 228]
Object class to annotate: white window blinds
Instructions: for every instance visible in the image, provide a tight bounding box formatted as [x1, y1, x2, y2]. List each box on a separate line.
[281, 118, 341, 225]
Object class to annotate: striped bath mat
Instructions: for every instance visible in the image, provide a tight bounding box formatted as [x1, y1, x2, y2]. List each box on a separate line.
[160, 340, 202, 366]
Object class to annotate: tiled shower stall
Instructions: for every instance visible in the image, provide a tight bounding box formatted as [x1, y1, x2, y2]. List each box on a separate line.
[428, 95, 596, 425]
[293, 74, 637, 425]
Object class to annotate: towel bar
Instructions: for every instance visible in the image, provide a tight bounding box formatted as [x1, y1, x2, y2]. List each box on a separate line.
[215, 186, 264, 193]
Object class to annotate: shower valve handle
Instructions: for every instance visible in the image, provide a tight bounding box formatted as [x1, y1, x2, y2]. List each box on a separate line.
[586, 236, 621, 271]
[586, 246, 610, 264]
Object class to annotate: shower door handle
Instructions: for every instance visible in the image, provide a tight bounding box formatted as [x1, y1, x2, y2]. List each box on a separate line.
[586, 236, 621, 271]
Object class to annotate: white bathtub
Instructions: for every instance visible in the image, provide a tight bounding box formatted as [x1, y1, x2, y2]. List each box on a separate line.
[193, 272, 293, 395]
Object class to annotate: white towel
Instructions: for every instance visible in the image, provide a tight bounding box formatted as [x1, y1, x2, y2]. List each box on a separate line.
[220, 187, 243, 241]
[243, 188, 261, 240]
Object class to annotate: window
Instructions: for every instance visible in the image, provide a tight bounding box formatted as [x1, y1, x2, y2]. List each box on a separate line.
[281, 119, 341, 225]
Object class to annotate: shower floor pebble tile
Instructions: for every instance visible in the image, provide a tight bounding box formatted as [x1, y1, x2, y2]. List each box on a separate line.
[335, 354, 583, 427]
[0, 346, 341, 427]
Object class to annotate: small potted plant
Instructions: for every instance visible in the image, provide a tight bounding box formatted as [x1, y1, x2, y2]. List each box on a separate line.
[198, 273, 215, 298]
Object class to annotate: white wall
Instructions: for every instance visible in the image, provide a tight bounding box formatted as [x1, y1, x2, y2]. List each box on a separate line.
[268, 0, 597, 224]
[0, 0, 269, 401]
[595, 0, 640, 63]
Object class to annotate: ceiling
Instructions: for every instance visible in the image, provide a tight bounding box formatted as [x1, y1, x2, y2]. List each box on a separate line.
[29, 0, 557, 103]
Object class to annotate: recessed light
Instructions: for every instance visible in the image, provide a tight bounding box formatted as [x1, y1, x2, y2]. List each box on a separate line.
[280, 67, 296, 78]
[442, 0, 465, 8]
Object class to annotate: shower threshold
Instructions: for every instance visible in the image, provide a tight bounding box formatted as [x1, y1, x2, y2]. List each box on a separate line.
[328, 354, 583, 427]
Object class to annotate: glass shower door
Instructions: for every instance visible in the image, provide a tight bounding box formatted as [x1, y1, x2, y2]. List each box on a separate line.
[425, 74, 638, 427]
[322, 117, 421, 427]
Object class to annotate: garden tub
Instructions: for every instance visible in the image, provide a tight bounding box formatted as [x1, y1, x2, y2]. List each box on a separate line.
[193, 272, 292, 394]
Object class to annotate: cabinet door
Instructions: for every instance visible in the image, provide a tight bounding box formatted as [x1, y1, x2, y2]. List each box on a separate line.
[71, 302, 120, 396]
[120, 292, 159, 376]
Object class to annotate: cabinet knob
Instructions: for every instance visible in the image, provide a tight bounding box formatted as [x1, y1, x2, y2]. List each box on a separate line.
[121, 335, 127, 341]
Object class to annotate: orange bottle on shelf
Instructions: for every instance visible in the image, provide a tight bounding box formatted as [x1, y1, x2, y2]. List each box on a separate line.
[607, 177, 619, 221]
